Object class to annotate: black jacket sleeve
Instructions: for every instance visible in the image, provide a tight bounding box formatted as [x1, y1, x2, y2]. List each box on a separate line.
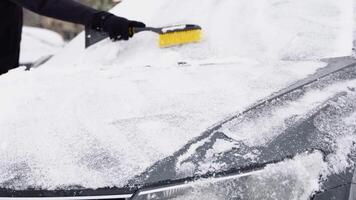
[10, 0, 99, 26]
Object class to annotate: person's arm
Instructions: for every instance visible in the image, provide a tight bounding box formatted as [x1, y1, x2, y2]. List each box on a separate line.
[10, 0, 98, 25]
[10, 0, 146, 40]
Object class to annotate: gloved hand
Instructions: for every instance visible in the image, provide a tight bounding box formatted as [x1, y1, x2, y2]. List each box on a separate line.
[91, 11, 145, 41]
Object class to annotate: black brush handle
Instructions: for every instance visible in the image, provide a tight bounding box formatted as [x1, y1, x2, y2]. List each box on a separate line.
[116, 24, 201, 39]
[132, 24, 201, 35]
[131, 27, 162, 34]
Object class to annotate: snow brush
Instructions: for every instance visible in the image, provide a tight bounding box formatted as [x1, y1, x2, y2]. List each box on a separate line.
[85, 24, 202, 48]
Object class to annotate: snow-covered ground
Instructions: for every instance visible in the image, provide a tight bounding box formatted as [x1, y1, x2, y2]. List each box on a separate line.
[20, 26, 65, 65]
[0, 0, 355, 198]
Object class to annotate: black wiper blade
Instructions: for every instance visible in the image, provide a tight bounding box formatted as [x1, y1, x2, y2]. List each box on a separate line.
[0, 186, 134, 199]
[129, 149, 327, 200]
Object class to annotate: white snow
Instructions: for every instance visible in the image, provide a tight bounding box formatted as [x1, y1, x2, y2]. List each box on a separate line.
[0, 0, 355, 195]
[20, 26, 65, 64]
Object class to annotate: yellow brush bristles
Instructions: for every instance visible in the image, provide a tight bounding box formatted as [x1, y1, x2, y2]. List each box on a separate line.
[159, 29, 202, 48]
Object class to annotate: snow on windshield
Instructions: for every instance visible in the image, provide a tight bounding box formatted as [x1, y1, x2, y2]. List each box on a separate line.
[0, 0, 354, 192]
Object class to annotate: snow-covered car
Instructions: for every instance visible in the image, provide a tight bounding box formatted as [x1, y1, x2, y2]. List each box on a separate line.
[20, 26, 65, 68]
[0, 0, 355, 199]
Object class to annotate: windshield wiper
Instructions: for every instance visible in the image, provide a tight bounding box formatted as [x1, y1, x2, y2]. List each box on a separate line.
[0, 149, 326, 200]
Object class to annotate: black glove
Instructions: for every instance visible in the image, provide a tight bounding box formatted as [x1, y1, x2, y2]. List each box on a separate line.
[91, 12, 145, 41]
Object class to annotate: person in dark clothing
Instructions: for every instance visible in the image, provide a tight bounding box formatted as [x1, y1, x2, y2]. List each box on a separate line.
[0, 0, 145, 75]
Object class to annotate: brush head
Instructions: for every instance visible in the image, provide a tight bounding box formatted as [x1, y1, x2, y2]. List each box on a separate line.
[159, 25, 202, 48]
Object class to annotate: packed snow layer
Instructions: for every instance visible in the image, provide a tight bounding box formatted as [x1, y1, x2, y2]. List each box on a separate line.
[110, 0, 353, 60]
[20, 26, 65, 64]
[0, 0, 354, 190]
[46, 0, 354, 68]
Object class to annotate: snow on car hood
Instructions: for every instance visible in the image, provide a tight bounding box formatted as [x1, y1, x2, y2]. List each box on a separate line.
[0, 0, 354, 190]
